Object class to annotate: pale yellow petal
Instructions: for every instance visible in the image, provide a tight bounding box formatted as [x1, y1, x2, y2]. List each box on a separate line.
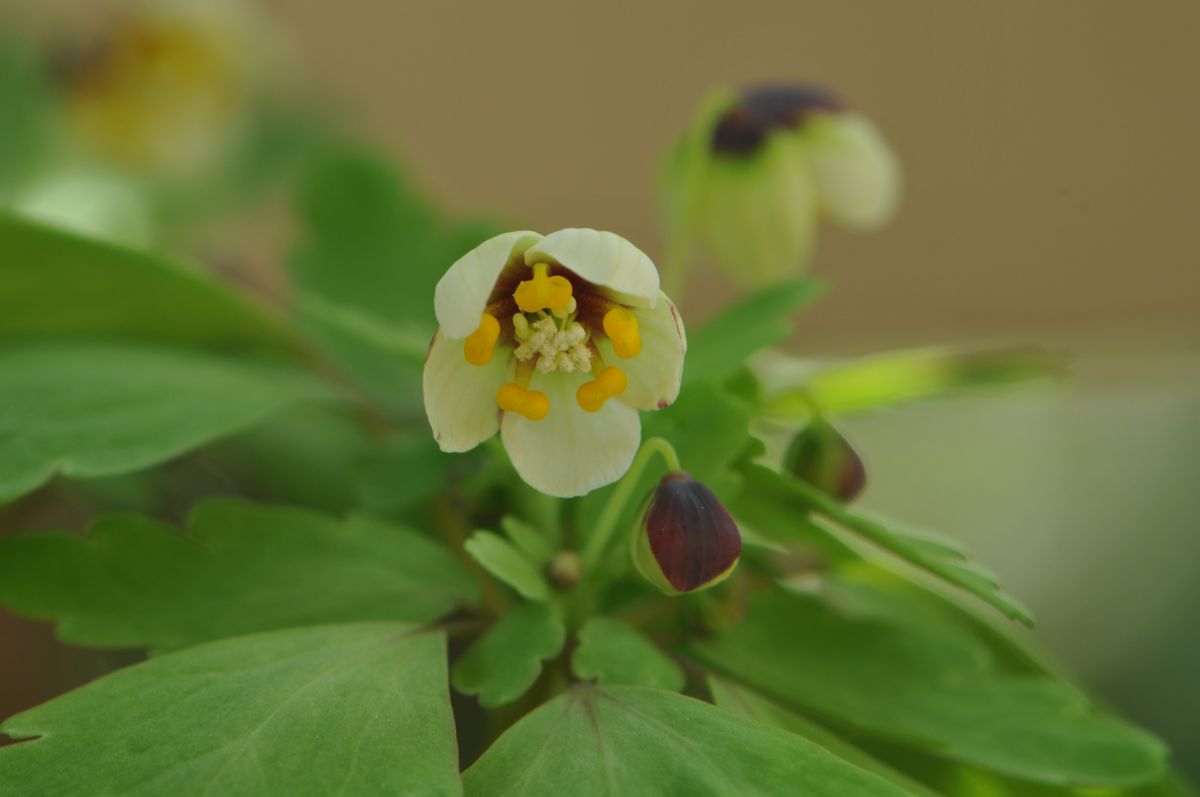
[434, 231, 542, 338]
[500, 370, 640, 498]
[524, 228, 659, 309]
[806, 111, 901, 230]
[596, 291, 687, 411]
[423, 330, 511, 452]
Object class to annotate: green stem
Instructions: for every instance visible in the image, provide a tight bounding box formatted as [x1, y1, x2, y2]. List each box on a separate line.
[579, 437, 681, 573]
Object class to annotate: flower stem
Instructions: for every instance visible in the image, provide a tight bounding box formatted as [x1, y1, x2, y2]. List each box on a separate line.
[580, 436, 681, 573]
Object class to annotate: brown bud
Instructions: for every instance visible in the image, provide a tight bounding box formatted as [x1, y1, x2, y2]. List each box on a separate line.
[783, 419, 866, 502]
[633, 472, 742, 594]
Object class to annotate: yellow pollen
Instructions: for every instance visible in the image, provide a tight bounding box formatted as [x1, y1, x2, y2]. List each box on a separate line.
[514, 263, 573, 314]
[464, 313, 500, 365]
[602, 307, 642, 358]
[497, 382, 550, 421]
[576, 366, 628, 413]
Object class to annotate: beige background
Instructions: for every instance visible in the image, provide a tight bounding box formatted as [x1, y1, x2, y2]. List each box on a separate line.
[11, 0, 1198, 346]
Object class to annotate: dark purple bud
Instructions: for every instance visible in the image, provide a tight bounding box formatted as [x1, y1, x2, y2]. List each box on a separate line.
[711, 84, 844, 156]
[633, 472, 742, 593]
[783, 420, 866, 502]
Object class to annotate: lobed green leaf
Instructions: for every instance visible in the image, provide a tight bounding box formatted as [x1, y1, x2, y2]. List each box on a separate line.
[0, 342, 327, 502]
[0, 499, 479, 652]
[0, 623, 461, 797]
[694, 590, 1167, 787]
[451, 603, 565, 708]
[463, 684, 918, 796]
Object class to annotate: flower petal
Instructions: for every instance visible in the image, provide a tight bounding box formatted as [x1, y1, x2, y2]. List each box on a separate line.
[434, 230, 542, 338]
[501, 370, 640, 498]
[699, 134, 820, 284]
[805, 111, 901, 230]
[597, 291, 686, 411]
[524, 228, 659, 309]
[423, 330, 511, 452]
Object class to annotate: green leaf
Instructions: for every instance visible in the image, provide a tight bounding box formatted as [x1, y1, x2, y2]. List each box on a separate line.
[356, 431, 460, 515]
[0, 623, 461, 796]
[464, 531, 550, 602]
[0, 40, 51, 193]
[463, 684, 916, 796]
[499, 515, 555, 565]
[761, 346, 1067, 421]
[708, 676, 941, 797]
[0, 342, 327, 502]
[694, 590, 1167, 787]
[288, 146, 500, 412]
[0, 499, 479, 652]
[684, 278, 823, 385]
[572, 617, 685, 691]
[452, 602, 565, 708]
[0, 212, 296, 352]
[741, 464, 1033, 625]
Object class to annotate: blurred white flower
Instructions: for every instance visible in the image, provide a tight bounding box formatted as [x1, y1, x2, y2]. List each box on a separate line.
[663, 84, 902, 285]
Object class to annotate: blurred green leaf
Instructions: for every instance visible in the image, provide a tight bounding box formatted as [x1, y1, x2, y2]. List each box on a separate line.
[288, 146, 501, 412]
[739, 464, 1033, 625]
[499, 515, 554, 565]
[685, 278, 823, 385]
[452, 602, 565, 708]
[356, 431, 459, 515]
[763, 346, 1067, 421]
[0, 342, 326, 502]
[463, 684, 918, 796]
[572, 617, 685, 691]
[694, 590, 1167, 787]
[708, 676, 943, 797]
[464, 531, 550, 602]
[0, 212, 297, 352]
[0, 623, 460, 796]
[0, 40, 51, 194]
[0, 499, 479, 652]
[642, 382, 754, 500]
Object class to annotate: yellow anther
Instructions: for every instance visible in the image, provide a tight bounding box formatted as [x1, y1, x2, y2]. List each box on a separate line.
[464, 313, 501, 365]
[602, 307, 642, 359]
[497, 382, 550, 421]
[576, 366, 628, 413]
[514, 263, 573, 314]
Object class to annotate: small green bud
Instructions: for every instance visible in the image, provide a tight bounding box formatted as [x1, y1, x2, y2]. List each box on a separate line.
[632, 472, 742, 594]
[783, 419, 866, 502]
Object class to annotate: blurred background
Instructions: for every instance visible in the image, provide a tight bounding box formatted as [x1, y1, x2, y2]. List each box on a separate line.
[2, 0, 1197, 778]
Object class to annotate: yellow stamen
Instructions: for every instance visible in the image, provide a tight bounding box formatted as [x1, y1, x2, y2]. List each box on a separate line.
[514, 263, 573, 314]
[497, 382, 550, 421]
[576, 366, 628, 413]
[602, 307, 642, 359]
[464, 313, 500, 365]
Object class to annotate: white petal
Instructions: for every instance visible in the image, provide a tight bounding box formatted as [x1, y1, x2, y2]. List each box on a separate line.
[501, 370, 641, 498]
[423, 330, 511, 452]
[805, 111, 901, 230]
[597, 291, 687, 411]
[434, 230, 542, 338]
[523, 228, 659, 309]
[699, 135, 820, 284]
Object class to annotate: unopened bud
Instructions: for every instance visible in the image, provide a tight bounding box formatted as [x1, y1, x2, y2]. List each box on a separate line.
[783, 419, 866, 502]
[632, 472, 742, 594]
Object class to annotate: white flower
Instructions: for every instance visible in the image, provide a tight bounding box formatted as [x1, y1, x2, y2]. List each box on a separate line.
[424, 229, 687, 498]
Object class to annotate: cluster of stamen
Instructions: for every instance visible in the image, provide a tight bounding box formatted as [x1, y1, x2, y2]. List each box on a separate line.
[514, 316, 592, 373]
[460, 261, 644, 421]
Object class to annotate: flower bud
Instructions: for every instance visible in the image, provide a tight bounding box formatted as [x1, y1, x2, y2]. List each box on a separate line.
[783, 419, 866, 502]
[632, 472, 742, 594]
[662, 84, 901, 285]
